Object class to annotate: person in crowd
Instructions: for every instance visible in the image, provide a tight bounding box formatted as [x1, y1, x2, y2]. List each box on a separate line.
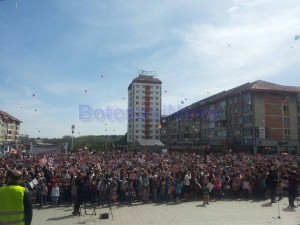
[127, 180, 135, 205]
[0, 170, 33, 225]
[36, 178, 45, 207]
[51, 182, 60, 207]
[267, 168, 278, 203]
[283, 170, 300, 207]
[202, 182, 210, 205]
[97, 176, 107, 206]
[142, 172, 150, 203]
[151, 174, 159, 202]
[242, 177, 251, 199]
[72, 173, 84, 216]
[70, 173, 77, 205]
[175, 177, 183, 203]
[183, 171, 191, 201]
[276, 179, 284, 201]
[108, 177, 118, 205]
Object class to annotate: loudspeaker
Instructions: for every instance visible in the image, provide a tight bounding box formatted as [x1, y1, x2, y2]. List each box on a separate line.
[100, 213, 109, 219]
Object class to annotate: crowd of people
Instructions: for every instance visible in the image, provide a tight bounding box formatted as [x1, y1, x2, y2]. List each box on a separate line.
[0, 148, 300, 216]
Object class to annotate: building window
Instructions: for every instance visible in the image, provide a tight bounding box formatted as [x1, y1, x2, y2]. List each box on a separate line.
[136, 102, 139, 105]
[136, 90, 139, 93]
[136, 85, 139, 88]
[243, 128, 253, 136]
[156, 86, 159, 89]
[135, 136, 139, 139]
[136, 130, 139, 133]
[136, 96, 139, 99]
[284, 117, 290, 124]
[155, 97, 159, 100]
[284, 129, 290, 136]
[283, 105, 289, 112]
[243, 115, 252, 124]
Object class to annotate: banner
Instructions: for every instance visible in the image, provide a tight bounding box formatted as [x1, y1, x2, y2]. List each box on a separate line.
[30, 143, 68, 154]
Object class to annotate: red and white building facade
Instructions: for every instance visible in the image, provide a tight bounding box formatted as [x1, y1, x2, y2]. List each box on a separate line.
[127, 71, 162, 143]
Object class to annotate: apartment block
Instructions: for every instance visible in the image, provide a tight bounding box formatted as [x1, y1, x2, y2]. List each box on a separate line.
[0, 110, 22, 144]
[164, 80, 300, 154]
[127, 71, 162, 143]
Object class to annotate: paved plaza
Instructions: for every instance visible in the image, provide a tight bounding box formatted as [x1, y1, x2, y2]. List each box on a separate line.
[31, 198, 299, 225]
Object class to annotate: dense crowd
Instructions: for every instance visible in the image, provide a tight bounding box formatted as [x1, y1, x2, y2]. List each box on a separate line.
[0, 149, 300, 214]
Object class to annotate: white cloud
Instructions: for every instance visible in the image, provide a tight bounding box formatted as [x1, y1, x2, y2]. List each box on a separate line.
[1, 0, 300, 138]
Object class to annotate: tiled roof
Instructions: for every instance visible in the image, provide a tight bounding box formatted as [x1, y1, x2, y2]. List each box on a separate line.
[0, 110, 22, 123]
[250, 80, 300, 92]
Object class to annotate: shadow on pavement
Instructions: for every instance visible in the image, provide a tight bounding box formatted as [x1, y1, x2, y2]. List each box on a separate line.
[46, 214, 74, 221]
[261, 202, 272, 207]
[282, 206, 296, 212]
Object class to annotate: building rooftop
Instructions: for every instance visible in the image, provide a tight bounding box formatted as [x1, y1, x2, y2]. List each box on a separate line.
[0, 110, 22, 123]
[167, 80, 300, 119]
[128, 72, 162, 90]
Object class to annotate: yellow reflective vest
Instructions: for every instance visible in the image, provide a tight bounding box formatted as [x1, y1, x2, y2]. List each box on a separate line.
[0, 185, 25, 225]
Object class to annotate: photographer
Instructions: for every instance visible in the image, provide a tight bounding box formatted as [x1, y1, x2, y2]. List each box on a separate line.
[72, 173, 85, 215]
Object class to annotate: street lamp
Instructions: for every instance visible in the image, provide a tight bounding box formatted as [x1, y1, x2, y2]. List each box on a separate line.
[71, 125, 75, 152]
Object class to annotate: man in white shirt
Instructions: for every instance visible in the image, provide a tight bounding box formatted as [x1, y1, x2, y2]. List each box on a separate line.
[183, 171, 191, 200]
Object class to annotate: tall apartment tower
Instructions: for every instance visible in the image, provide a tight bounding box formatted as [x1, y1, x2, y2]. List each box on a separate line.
[127, 70, 162, 143]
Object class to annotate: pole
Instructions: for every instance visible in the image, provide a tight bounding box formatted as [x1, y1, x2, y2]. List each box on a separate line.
[277, 200, 281, 219]
[71, 125, 75, 152]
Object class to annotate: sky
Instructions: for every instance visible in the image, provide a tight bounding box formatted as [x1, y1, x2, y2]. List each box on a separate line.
[0, 0, 299, 139]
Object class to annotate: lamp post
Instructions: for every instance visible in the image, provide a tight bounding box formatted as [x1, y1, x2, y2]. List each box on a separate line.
[71, 125, 75, 152]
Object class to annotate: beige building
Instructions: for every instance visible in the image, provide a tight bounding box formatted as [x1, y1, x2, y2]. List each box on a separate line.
[164, 80, 300, 154]
[0, 110, 22, 144]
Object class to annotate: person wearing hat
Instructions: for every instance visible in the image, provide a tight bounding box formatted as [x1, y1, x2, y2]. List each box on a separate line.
[0, 170, 33, 225]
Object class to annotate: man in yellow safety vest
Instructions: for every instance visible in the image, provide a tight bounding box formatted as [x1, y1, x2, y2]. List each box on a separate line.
[0, 169, 33, 225]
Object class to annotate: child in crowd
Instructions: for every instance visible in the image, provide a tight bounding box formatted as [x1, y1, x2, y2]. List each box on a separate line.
[127, 180, 135, 205]
[202, 182, 210, 205]
[242, 178, 251, 199]
[51, 183, 60, 207]
[175, 178, 183, 203]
